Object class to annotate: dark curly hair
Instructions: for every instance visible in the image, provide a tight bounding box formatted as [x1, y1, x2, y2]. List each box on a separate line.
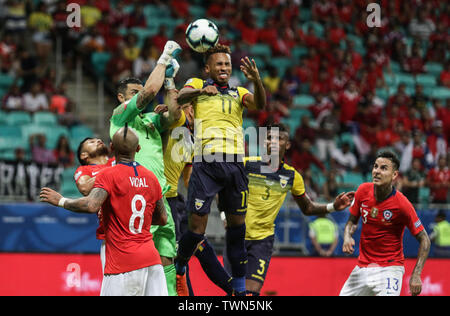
[203, 44, 231, 63]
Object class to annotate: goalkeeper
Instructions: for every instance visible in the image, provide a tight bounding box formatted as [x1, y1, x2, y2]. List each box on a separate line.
[109, 41, 182, 296]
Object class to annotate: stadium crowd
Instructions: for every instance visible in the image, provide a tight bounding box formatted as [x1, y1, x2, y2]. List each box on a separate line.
[0, 0, 449, 205]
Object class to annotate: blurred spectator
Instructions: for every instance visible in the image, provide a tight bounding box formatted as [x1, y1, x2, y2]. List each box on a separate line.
[404, 44, 425, 74]
[316, 106, 340, 161]
[426, 121, 448, 167]
[23, 81, 49, 113]
[0, 33, 17, 71]
[401, 157, 426, 204]
[440, 61, 450, 88]
[408, 9, 436, 40]
[176, 50, 199, 87]
[294, 115, 316, 144]
[375, 118, 400, 149]
[106, 50, 131, 83]
[133, 40, 157, 82]
[80, 0, 102, 28]
[28, 1, 54, 60]
[411, 84, 429, 111]
[263, 66, 281, 95]
[16, 48, 38, 92]
[3, 0, 27, 38]
[308, 214, 339, 257]
[126, 3, 147, 28]
[330, 142, 357, 173]
[53, 135, 74, 167]
[122, 33, 140, 62]
[337, 81, 361, 125]
[29, 133, 56, 165]
[323, 169, 339, 201]
[290, 138, 326, 174]
[430, 211, 450, 257]
[151, 26, 169, 53]
[79, 27, 105, 54]
[426, 155, 450, 204]
[2, 84, 23, 112]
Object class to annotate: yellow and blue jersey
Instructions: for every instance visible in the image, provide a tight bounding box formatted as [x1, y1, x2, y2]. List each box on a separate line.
[163, 111, 194, 198]
[183, 78, 250, 156]
[244, 157, 306, 240]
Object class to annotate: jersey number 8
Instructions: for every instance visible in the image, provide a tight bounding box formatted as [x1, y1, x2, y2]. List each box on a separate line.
[129, 194, 146, 234]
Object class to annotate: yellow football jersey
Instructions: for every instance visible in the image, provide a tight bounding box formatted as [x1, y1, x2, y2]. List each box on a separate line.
[184, 78, 250, 156]
[163, 111, 194, 198]
[244, 157, 306, 240]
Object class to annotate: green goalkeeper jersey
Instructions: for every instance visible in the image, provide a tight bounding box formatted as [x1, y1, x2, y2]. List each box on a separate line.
[110, 93, 167, 191]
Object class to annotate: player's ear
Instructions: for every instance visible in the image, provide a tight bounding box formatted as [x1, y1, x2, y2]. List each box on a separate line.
[286, 140, 291, 151]
[80, 152, 88, 163]
[136, 144, 141, 153]
[117, 93, 125, 103]
[392, 169, 399, 181]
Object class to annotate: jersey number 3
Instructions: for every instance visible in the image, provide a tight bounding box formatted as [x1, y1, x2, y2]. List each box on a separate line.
[129, 194, 146, 234]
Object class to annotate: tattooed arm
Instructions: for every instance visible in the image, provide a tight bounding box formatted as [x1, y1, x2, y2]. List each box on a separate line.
[40, 187, 108, 214]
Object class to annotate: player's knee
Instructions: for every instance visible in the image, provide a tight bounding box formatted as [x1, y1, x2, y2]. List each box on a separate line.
[225, 213, 246, 227]
[188, 212, 208, 234]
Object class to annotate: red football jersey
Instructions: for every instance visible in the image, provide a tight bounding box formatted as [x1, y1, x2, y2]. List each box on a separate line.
[74, 158, 115, 239]
[350, 183, 424, 267]
[94, 162, 162, 275]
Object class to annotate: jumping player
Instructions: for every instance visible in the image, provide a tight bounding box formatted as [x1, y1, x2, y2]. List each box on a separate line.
[223, 124, 355, 295]
[40, 127, 168, 296]
[174, 44, 267, 295]
[74, 137, 115, 271]
[109, 40, 182, 295]
[340, 150, 430, 296]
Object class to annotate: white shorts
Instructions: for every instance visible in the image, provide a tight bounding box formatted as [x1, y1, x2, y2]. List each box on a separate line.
[100, 265, 168, 296]
[100, 241, 106, 273]
[340, 265, 405, 296]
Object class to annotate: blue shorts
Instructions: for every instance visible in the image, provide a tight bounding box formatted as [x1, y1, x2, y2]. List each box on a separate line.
[245, 235, 274, 284]
[187, 160, 248, 216]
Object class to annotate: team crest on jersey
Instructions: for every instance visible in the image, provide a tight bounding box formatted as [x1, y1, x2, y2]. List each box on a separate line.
[195, 199, 205, 210]
[279, 175, 289, 188]
[370, 207, 378, 218]
[383, 210, 393, 221]
[228, 91, 238, 99]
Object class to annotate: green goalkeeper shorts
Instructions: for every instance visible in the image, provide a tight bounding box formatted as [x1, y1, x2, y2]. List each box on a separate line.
[151, 196, 177, 258]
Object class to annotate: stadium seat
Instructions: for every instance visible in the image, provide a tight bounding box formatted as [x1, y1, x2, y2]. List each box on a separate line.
[425, 62, 444, 76]
[249, 43, 272, 58]
[383, 72, 398, 87]
[375, 87, 389, 101]
[291, 45, 309, 61]
[0, 73, 15, 90]
[396, 72, 415, 86]
[0, 110, 7, 124]
[269, 57, 293, 76]
[33, 112, 58, 126]
[69, 125, 94, 151]
[91, 52, 112, 78]
[290, 108, 312, 121]
[6, 111, 32, 126]
[341, 172, 365, 189]
[338, 132, 355, 151]
[61, 180, 82, 198]
[430, 86, 450, 100]
[293, 94, 315, 108]
[281, 117, 300, 137]
[301, 21, 324, 38]
[415, 74, 437, 87]
[419, 187, 430, 205]
[188, 5, 206, 18]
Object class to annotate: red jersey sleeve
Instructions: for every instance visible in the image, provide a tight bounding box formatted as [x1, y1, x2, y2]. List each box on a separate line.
[74, 166, 88, 184]
[93, 169, 112, 194]
[400, 195, 424, 236]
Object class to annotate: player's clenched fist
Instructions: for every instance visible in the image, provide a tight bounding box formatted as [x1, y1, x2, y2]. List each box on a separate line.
[200, 85, 218, 96]
[40, 187, 62, 207]
[342, 236, 355, 254]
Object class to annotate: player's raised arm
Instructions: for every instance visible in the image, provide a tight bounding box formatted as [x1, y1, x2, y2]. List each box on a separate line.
[342, 214, 359, 254]
[240, 57, 266, 110]
[40, 187, 108, 214]
[136, 41, 182, 111]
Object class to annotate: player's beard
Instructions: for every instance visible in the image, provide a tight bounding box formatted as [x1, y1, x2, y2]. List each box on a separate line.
[91, 144, 109, 159]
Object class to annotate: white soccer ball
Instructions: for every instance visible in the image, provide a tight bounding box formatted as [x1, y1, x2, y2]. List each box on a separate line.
[185, 19, 219, 53]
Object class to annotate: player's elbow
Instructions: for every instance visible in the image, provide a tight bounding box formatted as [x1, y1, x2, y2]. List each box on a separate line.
[152, 213, 167, 226]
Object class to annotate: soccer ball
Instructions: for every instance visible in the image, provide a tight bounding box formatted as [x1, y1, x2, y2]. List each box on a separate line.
[185, 19, 219, 53]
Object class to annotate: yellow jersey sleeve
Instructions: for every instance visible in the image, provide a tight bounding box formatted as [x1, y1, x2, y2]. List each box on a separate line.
[184, 78, 204, 90]
[237, 86, 251, 106]
[291, 170, 306, 196]
[169, 110, 186, 130]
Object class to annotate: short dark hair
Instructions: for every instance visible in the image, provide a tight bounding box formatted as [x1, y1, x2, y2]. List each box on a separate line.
[266, 123, 290, 138]
[117, 77, 142, 95]
[77, 137, 94, 165]
[376, 150, 400, 171]
[204, 44, 231, 63]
